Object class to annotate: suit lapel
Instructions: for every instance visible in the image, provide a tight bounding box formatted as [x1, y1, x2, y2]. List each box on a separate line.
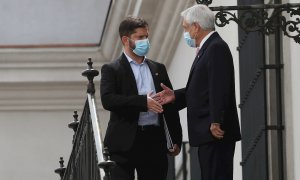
[146, 59, 161, 92]
[189, 48, 205, 76]
[119, 53, 139, 94]
[186, 32, 219, 89]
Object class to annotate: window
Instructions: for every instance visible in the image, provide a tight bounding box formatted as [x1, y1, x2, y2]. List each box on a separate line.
[0, 0, 112, 48]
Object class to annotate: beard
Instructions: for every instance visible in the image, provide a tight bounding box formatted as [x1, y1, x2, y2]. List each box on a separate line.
[128, 39, 136, 51]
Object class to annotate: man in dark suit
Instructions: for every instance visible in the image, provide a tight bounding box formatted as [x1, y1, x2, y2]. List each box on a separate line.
[153, 5, 241, 180]
[100, 16, 182, 180]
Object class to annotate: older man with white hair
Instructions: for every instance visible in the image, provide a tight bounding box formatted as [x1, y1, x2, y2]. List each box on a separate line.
[153, 4, 241, 180]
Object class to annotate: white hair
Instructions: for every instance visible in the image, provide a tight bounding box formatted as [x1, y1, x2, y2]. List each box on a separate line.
[180, 4, 215, 30]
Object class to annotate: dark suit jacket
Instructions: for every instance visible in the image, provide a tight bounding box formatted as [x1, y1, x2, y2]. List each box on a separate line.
[175, 32, 241, 146]
[100, 53, 182, 154]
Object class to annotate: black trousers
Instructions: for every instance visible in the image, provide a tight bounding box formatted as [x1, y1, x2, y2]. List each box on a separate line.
[198, 140, 236, 180]
[110, 126, 168, 180]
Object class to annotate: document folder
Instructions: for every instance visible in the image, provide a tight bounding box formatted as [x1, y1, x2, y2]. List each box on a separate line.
[163, 117, 174, 150]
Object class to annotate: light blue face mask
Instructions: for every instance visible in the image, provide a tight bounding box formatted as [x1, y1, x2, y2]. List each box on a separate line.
[184, 32, 196, 48]
[131, 38, 150, 56]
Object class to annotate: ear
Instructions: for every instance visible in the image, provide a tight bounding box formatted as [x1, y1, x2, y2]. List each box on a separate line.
[193, 23, 201, 31]
[121, 36, 129, 45]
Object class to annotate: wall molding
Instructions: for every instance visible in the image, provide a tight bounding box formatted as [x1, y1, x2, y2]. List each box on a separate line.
[0, 82, 103, 111]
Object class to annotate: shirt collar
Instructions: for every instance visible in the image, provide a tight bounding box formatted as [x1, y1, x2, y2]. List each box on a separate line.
[124, 51, 146, 65]
[199, 31, 215, 50]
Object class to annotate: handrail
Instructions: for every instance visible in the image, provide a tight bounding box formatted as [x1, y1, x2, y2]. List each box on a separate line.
[87, 93, 105, 178]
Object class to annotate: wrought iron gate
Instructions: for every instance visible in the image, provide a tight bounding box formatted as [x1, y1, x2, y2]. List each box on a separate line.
[196, 0, 300, 179]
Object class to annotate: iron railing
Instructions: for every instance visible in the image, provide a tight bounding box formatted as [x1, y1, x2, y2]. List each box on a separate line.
[55, 58, 115, 180]
[61, 99, 102, 180]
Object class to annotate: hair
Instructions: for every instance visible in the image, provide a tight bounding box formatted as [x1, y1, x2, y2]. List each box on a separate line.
[180, 4, 215, 31]
[119, 16, 148, 38]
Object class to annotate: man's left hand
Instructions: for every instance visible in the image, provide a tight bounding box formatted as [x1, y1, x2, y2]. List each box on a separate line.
[210, 123, 225, 139]
[168, 144, 181, 156]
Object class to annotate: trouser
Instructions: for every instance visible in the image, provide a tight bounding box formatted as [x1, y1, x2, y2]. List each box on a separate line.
[198, 140, 236, 180]
[111, 125, 168, 180]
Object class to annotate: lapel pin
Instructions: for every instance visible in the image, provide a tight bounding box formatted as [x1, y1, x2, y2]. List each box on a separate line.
[155, 73, 159, 76]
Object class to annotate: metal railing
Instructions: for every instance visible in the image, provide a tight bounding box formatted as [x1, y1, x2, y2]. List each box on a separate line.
[55, 58, 115, 180]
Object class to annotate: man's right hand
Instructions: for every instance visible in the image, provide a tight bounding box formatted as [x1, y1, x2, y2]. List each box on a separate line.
[147, 92, 163, 113]
[152, 83, 175, 105]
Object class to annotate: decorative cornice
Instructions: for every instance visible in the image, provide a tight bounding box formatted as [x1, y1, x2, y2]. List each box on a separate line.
[0, 82, 104, 111]
[0, 49, 103, 69]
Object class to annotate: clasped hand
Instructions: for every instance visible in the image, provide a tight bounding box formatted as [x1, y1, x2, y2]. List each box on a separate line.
[147, 91, 163, 113]
[147, 83, 175, 113]
[152, 83, 175, 105]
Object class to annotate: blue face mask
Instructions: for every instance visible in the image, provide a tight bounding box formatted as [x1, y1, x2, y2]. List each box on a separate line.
[131, 38, 150, 56]
[184, 32, 196, 48]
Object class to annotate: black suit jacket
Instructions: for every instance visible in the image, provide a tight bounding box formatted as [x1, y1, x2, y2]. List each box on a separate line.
[100, 53, 182, 153]
[175, 32, 241, 146]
